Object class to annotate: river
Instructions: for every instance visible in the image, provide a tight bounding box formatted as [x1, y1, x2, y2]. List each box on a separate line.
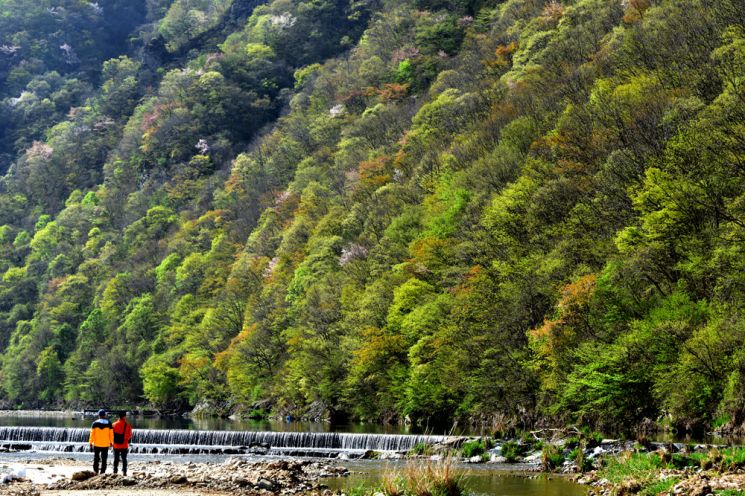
[321, 460, 587, 496]
[0, 413, 587, 495]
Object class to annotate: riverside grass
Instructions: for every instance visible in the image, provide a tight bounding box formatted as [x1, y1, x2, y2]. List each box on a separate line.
[599, 452, 672, 492]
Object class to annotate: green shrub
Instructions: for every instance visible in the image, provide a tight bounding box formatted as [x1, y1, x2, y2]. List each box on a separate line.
[541, 443, 564, 471]
[687, 452, 707, 464]
[502, 441, 523, 463]
[588, 431, 603, 447]
[714, 415, 732, 429]
[519, 431, 535, 444]
[720, 447, 745, 469]
[577, 427, 602, 446]
[671, 453, 699, 469]
[247, 408, 267, 420]
[460, 440, 486, 458]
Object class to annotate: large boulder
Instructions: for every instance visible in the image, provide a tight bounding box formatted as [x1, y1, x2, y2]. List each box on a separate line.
[303, 401, 332, 422]
[190, 400, 235, 418]
[121, 477, 137, 486]
[71, 470, 96, 481]
[169, 475, 188, 484]
[257, 478, 277, 491]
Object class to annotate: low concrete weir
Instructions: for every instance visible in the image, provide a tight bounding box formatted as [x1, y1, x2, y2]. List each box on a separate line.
[0, 427, 456, 457]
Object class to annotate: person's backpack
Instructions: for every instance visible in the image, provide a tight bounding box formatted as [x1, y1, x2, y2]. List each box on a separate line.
[113, 423, 127, 444]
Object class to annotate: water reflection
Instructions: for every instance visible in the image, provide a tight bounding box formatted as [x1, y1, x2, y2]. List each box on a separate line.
[462, 473, 587, 496]
[0, 415, 435, 434]
[322, 463, 587, 496]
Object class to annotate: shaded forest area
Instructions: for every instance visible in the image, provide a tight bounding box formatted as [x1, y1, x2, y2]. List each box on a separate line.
[1, 0, 745, 436]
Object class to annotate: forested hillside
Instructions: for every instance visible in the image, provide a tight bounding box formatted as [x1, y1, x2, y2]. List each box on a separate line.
[1, 0, 744, 434]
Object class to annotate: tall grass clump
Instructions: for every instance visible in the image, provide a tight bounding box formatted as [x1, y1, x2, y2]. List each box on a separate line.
[382, 458, 467, 496]
[409, 442, 434, 457]
[382, 468, 404, 496]
[541, 443, 564, 471]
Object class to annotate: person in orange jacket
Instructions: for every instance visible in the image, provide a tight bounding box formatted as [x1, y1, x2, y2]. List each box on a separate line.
[112, 411, 133, 476]
[88, 409, 113, 474]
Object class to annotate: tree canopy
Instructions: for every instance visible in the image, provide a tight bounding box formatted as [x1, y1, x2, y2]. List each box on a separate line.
[0, 0, 744, 435]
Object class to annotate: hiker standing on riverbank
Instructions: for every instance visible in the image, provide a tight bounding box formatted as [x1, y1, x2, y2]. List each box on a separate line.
[88, 409, 113, 474]
[112, 411, 133, 476]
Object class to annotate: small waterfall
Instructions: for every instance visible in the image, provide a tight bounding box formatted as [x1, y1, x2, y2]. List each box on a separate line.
[0, 426, 457, 457]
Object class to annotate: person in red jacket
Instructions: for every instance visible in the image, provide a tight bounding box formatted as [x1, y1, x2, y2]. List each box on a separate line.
[112, 411, 133, 476]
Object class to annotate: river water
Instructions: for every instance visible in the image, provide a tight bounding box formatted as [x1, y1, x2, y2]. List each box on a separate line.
[321, 460, 587, 496]
[3, 414, 733, 444]
[0, 414, 587, 495]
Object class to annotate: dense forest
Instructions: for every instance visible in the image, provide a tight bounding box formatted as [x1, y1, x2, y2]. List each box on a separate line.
[0, 0, 744, 435]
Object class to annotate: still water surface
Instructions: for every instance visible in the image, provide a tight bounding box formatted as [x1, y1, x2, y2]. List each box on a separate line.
[321, 462, 587, 496]
[0, 415, 436, 434]
[4, 414, 737, 443]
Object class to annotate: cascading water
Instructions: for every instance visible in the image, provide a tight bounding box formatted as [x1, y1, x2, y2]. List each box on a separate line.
[0, 426, 457, 457]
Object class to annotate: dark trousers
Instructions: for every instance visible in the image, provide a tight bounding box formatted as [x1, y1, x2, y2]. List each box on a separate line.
[113, 448, 128, 475]
[93, 446, 108, 474]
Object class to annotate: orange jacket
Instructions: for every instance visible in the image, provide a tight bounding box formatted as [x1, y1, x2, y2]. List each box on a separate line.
[88, 418, 113, 447]
[112, 419, 132, 449]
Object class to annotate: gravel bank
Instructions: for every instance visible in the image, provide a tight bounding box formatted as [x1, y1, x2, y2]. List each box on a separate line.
[1, 457, 348, 495]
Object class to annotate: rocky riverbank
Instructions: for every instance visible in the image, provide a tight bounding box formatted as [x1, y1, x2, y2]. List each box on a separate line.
[1, 458, 349, 495]
[574, 444, 745, 495]
[582, 470, 745, 496]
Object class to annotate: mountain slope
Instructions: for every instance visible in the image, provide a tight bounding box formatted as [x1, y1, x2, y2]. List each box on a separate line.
[1, 0, 745, 434]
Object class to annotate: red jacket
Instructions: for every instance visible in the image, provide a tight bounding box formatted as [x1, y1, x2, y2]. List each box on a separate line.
[112, 419, 132, 449]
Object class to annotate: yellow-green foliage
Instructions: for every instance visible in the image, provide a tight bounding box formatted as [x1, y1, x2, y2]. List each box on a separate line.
[0, 0, 744, 435]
